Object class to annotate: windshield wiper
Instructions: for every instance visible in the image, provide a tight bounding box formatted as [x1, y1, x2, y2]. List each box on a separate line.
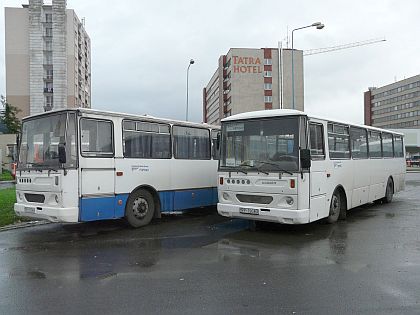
[254, 160, 294, 176]
[238, 161, 268, 175]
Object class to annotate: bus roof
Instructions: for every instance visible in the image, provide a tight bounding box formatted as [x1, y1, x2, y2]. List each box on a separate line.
[221, 109, 305, 122]
[221, 109, 404, 136]
[22, 108, 220, 129]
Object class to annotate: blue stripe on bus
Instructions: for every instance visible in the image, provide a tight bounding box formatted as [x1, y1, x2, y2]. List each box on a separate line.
[79, 188, 218, 221]
[159, 187, 218, 212]
[79, 194, 129, 221]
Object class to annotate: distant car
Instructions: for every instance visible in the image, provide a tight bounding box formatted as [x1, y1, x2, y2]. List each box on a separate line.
[407, 156, 420, 167]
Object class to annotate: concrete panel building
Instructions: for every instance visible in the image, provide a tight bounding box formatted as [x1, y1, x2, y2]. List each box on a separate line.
[364, 74, 420, 157]
[203, 47, 304, 125]
[5, 0, 91, 119]
[364, 75, 420, 129]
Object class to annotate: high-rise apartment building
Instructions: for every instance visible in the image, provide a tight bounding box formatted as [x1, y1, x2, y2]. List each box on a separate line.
[364, 75, 420, 129]
[203, 48, 304, 125]
[5, 0, 91, 119]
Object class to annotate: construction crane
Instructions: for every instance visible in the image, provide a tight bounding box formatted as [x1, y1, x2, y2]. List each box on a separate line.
[303, 38, 386, 56]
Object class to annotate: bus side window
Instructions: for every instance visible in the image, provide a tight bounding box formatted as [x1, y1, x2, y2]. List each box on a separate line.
[368, 131, 382, 158]
[309, 123, 325, 160]
[80, 118, 114, 157]
[394, 136, 404, 157]
[212, 130, 220, 160]
[328, 123, 350, 159]
[350, 127, 368, 159]
[173, 126, 210, 160]
[382, 133, 394, 158]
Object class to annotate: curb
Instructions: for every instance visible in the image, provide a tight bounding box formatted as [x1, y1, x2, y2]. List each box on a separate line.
[0, 220, 50, 232]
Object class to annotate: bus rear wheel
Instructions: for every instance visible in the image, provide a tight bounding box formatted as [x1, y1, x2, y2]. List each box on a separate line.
[382, 178, 394, 204]
[125, 189, 155, 228]
[327, 190, 342, 224]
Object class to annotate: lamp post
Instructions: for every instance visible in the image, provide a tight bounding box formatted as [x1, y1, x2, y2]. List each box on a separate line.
[291, 22, 324, 109]
[186, 59, 195, 121]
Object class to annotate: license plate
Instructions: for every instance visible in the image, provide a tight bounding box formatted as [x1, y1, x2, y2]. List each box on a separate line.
[239, 207, 259, 215]
[24, 206, 35, 213]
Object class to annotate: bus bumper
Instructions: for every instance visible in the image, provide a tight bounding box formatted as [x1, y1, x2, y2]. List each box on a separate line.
[217, 203, 310, 224]
[14, 203, 79, 223]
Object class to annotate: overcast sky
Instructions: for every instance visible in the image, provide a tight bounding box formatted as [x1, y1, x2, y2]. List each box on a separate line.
[1, 0, 420, 124]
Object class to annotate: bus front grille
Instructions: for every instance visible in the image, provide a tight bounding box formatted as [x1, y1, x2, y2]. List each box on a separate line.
[236, 194, 273, 204]
[25, 193, 45, 203]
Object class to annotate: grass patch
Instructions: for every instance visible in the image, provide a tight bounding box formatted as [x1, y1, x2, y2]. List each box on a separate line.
[0, 187, 18, 227]
[0, 170, 14, 181]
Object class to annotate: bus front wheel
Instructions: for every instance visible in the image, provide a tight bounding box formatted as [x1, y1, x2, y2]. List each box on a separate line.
[125, 189, 155, 228]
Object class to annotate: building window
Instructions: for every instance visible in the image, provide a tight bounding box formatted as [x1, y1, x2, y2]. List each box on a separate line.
[44, 52, 52, 65]
[264, 83, 272, 90]
[45, 13, 52, 23]
[45, 28, 52, 37]
[264, 71, 272, 77]
[264, 59, 272, 65]
[264, 96, 272, 103]
[44, 40, 52, 51]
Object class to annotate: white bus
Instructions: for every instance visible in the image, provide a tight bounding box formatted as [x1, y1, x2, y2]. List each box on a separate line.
[217, 109, 406, 224]
[14, 108, 220, 227]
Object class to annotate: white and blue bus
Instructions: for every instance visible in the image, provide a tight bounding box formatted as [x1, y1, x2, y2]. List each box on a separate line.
[14, 108, 220, 227]
[217, 109, 406, 224]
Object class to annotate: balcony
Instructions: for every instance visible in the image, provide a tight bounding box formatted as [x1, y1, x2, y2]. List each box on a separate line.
[44, 104, 53, 112]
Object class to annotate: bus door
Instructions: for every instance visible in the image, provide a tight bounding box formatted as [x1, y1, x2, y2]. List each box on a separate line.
[308, 122, 327, 221]
[79, 118, 116, 221]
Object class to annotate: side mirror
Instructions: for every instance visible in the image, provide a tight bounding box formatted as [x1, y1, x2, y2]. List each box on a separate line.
[58, 143, 66, 164]
[300, 148, 311, 169]
[15, 133, 21, 162]
[216, 133, 221, 150]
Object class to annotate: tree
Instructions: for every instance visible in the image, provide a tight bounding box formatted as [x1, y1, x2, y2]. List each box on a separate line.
[0, 95, 21, 134]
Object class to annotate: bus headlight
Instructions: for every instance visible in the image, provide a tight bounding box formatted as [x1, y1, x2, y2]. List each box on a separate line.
[54, 195, 59, 203]
[17, 192, 23, 201]
[285, 196, 294, 205]
[222, 192, 230, 201]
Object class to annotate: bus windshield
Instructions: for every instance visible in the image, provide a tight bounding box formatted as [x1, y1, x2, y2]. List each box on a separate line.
[220, 116, 300, 172]
[18, 112, 77, 169]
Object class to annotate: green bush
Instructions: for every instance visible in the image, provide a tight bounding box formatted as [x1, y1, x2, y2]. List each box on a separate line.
[0, 170, 14, 181]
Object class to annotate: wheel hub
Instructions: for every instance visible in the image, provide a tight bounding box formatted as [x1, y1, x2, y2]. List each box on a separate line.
[132, 197, 148, 219]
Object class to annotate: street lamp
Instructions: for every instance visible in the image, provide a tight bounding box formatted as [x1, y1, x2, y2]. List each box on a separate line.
[291, 22, 324, 109]
[186, 59, 195, 121]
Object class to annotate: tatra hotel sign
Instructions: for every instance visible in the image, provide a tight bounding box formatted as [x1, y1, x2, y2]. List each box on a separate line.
[232, 56, 263, 74]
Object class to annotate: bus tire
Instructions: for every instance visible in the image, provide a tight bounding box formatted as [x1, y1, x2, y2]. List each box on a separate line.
[382, 178, 394, 204]
[327, 190, 342, 224]
[125, 189, 155, 228]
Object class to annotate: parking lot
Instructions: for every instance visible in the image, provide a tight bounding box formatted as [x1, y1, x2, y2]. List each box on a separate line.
[0, 172, 420, 314]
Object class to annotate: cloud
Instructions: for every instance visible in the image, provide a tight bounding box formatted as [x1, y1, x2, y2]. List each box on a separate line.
[1, 0, 420, 123]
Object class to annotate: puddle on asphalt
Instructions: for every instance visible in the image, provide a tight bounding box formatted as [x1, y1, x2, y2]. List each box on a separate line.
[27, 270, 46, 279]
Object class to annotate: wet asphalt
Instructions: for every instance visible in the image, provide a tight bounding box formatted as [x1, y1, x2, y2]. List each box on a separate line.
[1, 173, 420, 315]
